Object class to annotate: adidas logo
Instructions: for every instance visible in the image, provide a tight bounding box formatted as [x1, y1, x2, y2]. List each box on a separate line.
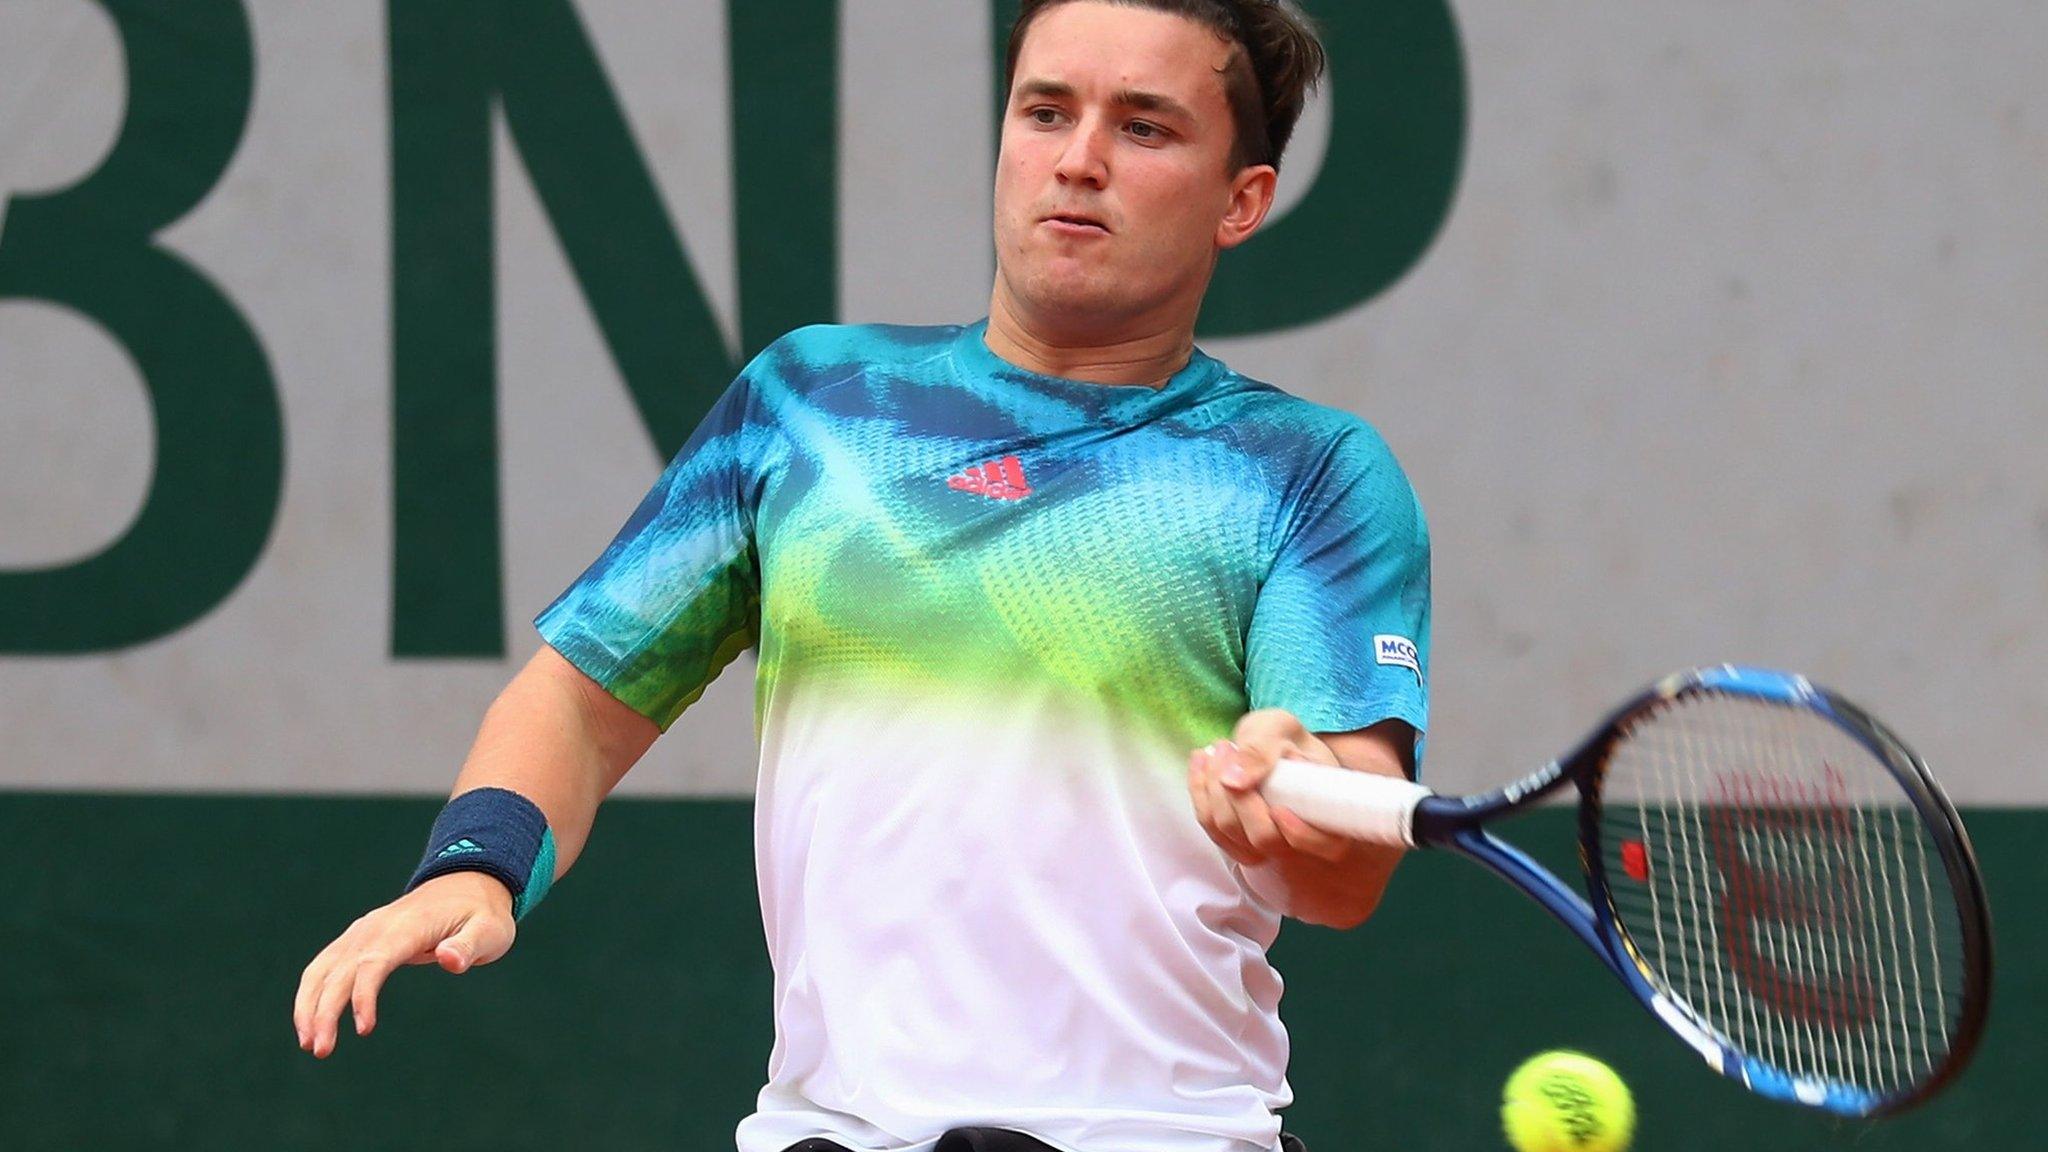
[435, 838, 485, 859]
[947, 455, 1032, 501]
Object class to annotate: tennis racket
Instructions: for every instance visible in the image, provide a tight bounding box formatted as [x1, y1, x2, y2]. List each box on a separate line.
[1262, 665, 1992, 1117]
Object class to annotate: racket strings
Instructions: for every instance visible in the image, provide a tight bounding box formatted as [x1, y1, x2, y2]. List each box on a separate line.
[1597, 691, 1966, 1099]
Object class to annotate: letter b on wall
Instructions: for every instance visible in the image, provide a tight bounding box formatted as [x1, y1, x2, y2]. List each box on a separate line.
[0, 0, 285, 653]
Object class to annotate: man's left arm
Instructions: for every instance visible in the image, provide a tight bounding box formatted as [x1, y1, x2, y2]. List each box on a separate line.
[1187, 709, 1413, 928]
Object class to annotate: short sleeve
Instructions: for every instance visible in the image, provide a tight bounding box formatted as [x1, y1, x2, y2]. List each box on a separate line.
[534, 365, 777, 731]
[1244, 423, 1431, 765]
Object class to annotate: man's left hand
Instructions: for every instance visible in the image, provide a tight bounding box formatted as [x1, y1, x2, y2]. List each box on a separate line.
[1186, 708, 1408, 928]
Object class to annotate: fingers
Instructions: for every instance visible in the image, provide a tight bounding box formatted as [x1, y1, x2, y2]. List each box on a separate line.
[351, 955, 397, 1036]
[1213, 736, 1279, 792]
[1208, 785, 1265, 865]
[1190, 742, 1276, 865]
[1267, 805, 1354, 864]
[1189, 737, 1356, 868]
[293, 940, 329, 1048]
[298, 931, 410, 1057]
[308, 950, 367, 1057]
[295, 917, 376, 1053]
[1215, 743, 1284, 848]
[436, 912, 514, 974]
[437, 938, 476, 974]
[1189, 745, 1257, 863]
[292, 880, 515, 1058]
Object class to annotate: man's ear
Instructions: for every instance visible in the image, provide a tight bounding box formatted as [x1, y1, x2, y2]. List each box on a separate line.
[1216, 164, 1279, 250]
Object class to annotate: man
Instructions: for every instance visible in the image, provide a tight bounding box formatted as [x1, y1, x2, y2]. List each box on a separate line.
[294, 3, 1430, 1150]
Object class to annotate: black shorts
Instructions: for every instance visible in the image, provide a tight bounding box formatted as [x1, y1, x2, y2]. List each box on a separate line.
[782, 1130, 1308, 1152]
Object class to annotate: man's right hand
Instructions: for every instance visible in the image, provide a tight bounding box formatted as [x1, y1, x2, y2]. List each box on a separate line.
[292, 871, 516, 1058]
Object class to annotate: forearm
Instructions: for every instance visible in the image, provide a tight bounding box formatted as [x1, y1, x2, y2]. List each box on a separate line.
[1249, 835, 1403, 929]
[296, 647, 655, 1059]
[447, 646, 659, 876]
[1261, 728, 1408, 926]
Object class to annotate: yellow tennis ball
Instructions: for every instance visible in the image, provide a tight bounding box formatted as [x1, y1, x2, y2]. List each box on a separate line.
[1501, 1050, 1635, 1152]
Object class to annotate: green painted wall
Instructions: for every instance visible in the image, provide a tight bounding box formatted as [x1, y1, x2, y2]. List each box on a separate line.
[1, 797, 2029, 1149]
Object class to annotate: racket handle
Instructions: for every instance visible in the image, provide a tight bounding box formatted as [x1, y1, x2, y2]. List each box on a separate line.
[1262, 760, 1433, 848]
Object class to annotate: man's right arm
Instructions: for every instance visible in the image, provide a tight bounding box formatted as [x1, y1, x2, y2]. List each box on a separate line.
[291, 645, 658, 1058]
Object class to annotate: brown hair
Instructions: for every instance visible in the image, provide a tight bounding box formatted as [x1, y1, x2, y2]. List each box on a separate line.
[1003, 0, 1328, 171]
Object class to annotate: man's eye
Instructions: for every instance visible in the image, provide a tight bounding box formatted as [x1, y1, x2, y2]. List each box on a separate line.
[1029, 107, 1061, 125]
[1128, 120, 1163, 140]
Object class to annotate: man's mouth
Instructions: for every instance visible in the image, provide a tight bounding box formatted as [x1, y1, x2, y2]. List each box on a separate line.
[1042, 212, 1110, 234]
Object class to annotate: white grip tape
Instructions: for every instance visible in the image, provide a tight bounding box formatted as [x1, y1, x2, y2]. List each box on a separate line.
[1261, 760, 1433, 848]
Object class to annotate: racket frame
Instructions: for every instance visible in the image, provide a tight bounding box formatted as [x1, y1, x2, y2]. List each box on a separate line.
[1398, 665, 1993, 1118]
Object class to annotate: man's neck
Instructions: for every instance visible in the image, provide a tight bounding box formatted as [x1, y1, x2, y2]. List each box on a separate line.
[983, 292, 1196, 389]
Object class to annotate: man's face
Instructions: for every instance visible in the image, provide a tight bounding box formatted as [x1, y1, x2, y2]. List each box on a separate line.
[993, 2, 1263, 335]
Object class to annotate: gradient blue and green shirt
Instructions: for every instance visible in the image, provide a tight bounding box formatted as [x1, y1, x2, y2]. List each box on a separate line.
[538, 321, 1430, 1152]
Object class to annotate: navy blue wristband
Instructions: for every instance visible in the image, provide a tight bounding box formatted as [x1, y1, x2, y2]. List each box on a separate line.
[406, 787, 558, 920]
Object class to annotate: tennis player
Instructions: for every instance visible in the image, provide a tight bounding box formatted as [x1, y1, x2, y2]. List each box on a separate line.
[294, 3, 1429, 1150]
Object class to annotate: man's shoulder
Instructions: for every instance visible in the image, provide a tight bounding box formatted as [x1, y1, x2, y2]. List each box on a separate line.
[751, 322, 964, 386]
[1205, 371, 1398, 466]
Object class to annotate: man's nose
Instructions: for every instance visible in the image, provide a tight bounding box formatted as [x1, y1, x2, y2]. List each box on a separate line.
[1053, 118, 1111, 188]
